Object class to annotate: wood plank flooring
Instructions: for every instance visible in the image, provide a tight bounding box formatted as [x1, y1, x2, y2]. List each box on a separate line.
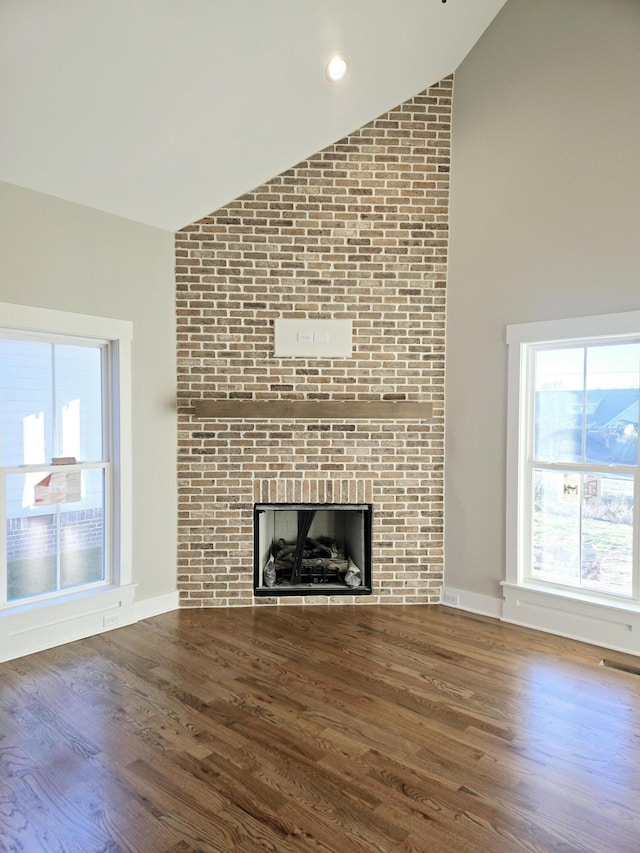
[1, 605, 640, 851]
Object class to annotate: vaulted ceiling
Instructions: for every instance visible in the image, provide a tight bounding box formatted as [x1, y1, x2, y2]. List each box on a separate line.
[0, 0, 506, 231]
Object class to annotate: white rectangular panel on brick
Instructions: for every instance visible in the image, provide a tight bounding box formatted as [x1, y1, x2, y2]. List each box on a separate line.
[274, 319, 352, 358]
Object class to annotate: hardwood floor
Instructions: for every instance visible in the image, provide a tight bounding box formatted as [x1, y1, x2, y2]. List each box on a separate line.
[2, 606, 640, 852]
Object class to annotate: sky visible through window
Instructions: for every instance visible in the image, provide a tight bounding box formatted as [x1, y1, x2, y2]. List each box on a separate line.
[536, 343, 640, 391]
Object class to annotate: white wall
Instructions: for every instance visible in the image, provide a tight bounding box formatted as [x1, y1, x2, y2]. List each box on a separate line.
[0, 181, 177, 611]
[446, 0, 640, 608]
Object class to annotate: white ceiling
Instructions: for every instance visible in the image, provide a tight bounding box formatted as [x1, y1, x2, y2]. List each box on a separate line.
[0, 0, 507, 232]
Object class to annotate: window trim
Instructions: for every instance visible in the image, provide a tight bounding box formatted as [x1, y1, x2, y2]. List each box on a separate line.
[0, 302, 133, 659]
[504, 311, 640, 656]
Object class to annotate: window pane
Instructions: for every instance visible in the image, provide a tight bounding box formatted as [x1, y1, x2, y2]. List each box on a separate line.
[0, 340, 104, 468]
[585, 344, 639, 466]
[54, 345, 104, 462]
[582, 473, 634, 597]
[6, 469, 105, 603]
[531, 468, 634, 598]
[60, 468, 105, 590]
[0, 339, 54, 467]
[6, 502, 58, 600]
[534, 348, 584, 462]
[531, 469, 580, 585]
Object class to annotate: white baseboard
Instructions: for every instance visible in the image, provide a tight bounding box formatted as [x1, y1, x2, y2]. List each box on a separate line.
[14, 580, 637, 663]
[502, 583, 640, 657]
[442, 584, 640, 656]
[0, 584, 136, 663]
[441, 587, 503, 619]
[135, 589, 180, 621]
[0, 586, 179, 663]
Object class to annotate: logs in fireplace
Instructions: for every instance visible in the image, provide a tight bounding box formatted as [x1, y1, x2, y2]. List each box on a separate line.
[253, 503, 372, 596]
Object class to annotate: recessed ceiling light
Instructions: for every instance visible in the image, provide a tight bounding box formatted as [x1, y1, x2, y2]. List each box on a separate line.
[326, 54, 349, 82]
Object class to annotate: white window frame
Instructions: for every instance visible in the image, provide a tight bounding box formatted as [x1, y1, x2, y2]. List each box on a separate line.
[505, 310, 640, 656]
[0, 303, 134, 660]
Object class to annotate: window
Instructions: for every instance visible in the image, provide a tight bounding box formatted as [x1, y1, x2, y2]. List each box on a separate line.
[0, 304, 132, 641]
[1, 336, 111, 604]
[529, 341, 639, 599]
[507, 312, 640, 607]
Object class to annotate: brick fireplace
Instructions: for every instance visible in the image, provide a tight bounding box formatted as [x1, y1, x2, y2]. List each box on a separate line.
[176, 77, 451, 607]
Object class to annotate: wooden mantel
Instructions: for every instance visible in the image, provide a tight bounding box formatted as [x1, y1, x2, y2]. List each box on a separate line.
[193, 400, 433, 420]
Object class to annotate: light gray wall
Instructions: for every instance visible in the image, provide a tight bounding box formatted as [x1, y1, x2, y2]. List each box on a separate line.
[446, 0, 640, 601]
[0, 181, 177, 605]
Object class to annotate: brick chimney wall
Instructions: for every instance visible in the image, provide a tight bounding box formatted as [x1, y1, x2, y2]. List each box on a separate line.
[176, 77, 452, 607]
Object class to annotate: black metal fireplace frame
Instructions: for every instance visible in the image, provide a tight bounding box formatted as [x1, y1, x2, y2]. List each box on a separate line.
[253, 502, 373, 597]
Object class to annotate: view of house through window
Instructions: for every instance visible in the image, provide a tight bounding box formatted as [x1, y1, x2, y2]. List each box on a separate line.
[0, 335, 111, 605]
[529, 341, 640, 599]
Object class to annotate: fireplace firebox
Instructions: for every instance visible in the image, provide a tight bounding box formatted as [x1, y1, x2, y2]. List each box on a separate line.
[253, 503, 372, 596]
